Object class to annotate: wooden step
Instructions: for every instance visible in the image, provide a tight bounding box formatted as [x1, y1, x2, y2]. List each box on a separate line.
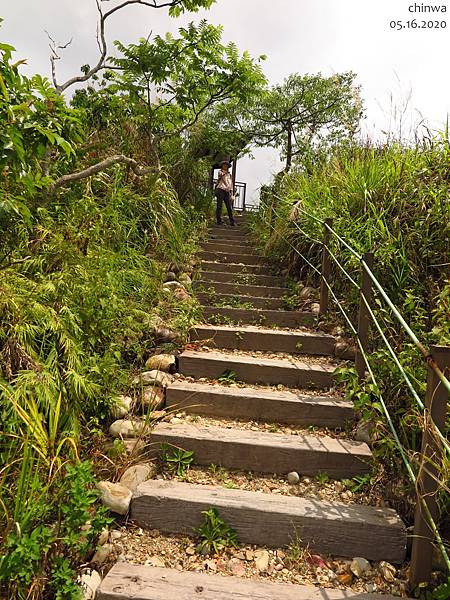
[191, 324, 335, 356]
[197, 292, 285, 310]
[200, 261, 275, 276]
[199, 251, 266, 266]
[149, 422, 371, 478]
[202, 242, 254, 253]
[97, 564, 407, 599]
[208, 235, 252, 244]
[131, 480, 407, 563]
[178, 350, 336, 389]
[200, 270, 282, 287]
[202, 306, 315, 328]
[166, 381, 354, 427]
[208, 227, 248, 238]
[194, 280, 287, 299]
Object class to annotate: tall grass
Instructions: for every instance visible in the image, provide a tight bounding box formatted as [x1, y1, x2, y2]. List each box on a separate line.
[0, 168, 208, 598]
[250, 135, 449, 528]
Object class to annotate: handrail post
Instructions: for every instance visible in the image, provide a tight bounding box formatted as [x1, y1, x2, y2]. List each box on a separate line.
[355, 252, 374, 380]
[319, 218, 333, 315]
[410, 345, 450, 587]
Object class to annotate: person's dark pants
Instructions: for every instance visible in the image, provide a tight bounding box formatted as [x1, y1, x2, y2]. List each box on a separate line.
[215, 188, 235, 225]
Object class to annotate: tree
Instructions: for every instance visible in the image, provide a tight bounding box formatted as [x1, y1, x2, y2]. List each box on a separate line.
[99, 21, 266, 163]
[243, 72, 363, 172]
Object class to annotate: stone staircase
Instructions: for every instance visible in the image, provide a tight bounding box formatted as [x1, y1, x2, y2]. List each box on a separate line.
[97, 216, 408, 599]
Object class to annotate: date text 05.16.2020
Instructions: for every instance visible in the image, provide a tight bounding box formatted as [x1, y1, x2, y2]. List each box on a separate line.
[390, 19, 447, 29]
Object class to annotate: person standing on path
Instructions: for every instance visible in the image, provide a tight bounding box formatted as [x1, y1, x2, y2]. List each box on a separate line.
[215, 160, 236, 226]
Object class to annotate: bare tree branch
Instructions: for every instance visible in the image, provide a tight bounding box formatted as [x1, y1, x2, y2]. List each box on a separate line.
[49, 155, 160, 194]
[53, 0, 185, 93]
[45, 30, 73, 89]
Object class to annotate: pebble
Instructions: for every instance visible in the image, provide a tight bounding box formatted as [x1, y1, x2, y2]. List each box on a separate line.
[228, 558, 246, 577]
[110, 530, 122, 541]
[350, 557, 371, 578]
[287, 471, 300, 485]
[254, 549, 270, 572]
[379, 561, 396, 582]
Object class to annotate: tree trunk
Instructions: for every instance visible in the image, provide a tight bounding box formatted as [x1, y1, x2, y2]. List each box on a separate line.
[286, 121, 293, 172]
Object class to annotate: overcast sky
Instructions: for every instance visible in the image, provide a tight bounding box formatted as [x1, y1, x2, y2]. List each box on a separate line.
[2, 1, 449, 202]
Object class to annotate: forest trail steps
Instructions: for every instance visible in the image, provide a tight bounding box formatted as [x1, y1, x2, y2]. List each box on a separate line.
[101, 216, 408, 598]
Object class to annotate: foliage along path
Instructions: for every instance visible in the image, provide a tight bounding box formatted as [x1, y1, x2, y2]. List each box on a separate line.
[94, 214, 410, 599]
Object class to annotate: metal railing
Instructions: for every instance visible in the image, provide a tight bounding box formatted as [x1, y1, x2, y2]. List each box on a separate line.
[257, 199, 450, 586]
[212, 179, 247, 211]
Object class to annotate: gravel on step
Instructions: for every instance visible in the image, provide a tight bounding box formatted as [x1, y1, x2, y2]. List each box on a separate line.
[157, 463, 373, 506]
[174, 374, 343, 399]
[106, 524, 409, 597]
[181, 345, 340, 368]
[168, 412, 351, 440]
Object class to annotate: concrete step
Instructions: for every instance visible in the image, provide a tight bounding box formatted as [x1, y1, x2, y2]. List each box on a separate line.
[98, 564, 408, 599]
[194, 280, 287, 299]
[191, 324, 335, 356]
[200, 261, 275, 276]
[200, 251, 267, 266]
[202, 306, 315, 328]
[178, 350, 336, 389]
[166, 380, 355, 427]
[197, 292, 285, 310]
[150, 422, 371, 478]
[200, 270, 282, 287]
[131, 480, 407, 563]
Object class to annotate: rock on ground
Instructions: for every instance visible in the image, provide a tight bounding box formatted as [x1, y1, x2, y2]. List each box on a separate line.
[254, 549, 270, 573]
[350, 557, 371, 578]
[111, 395, 132, 419]
[122, 439, 146, 456]
[287, 471, 300, 485]
[142, 387, 165, 409]
[132, 371, 174, 388]
[174, 287, 191, 301]
[78, 569, 101, 600]
[154, 327, 180, 343]
[97, 481, 132, 515]
[91, 543, 114, 566]
[145, 354, 176, 373]
[120, 463, 156, 493]
[97, 527, 109, 546]
[109, 419, 147, 439]
[163, 281, 186, 292]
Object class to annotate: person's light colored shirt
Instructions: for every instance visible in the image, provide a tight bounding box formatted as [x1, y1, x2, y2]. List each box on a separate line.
[216, 169, 233, 193]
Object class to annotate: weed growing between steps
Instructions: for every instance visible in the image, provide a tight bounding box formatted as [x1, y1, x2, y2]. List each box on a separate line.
[160, 444, 195, 477]
[195, 508, 238, 555]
